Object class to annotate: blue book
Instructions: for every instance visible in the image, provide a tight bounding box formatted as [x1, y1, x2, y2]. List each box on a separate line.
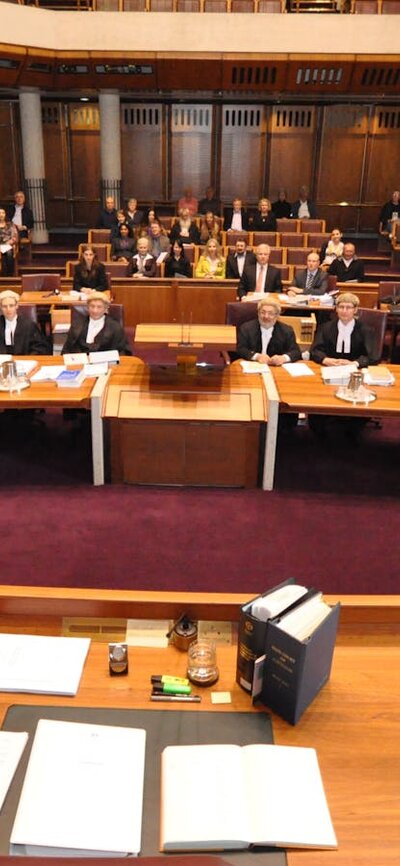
[55, 369, 86, 388]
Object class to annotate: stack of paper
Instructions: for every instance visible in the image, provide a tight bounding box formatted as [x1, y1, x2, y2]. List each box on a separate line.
[321, 363, 358, 385]
[0, 633, 90, 695]
[363, 366, 395, 386]
[10, 719, 146, 856]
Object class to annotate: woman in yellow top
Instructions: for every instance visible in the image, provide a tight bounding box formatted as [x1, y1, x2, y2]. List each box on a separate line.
[195, 238, 226, 279]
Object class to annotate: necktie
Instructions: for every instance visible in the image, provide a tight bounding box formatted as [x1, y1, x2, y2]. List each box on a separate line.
[256, 265, 265, 293]
[305, 271, 313, 290]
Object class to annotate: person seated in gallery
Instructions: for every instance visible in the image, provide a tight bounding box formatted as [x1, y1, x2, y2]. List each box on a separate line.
[96, 196, 118, 230]
[223, 197, 249, 232]
[287, 252, 328, 297]
[73, 245, 109, 294]
[199, 211, 222, 245]
[0, 207, 18, 276]
[169, 208, 200, 245]
[225, 238, 256, 279]
[0, 290, 49, 355]
[290, 186, 317, 220]
[236, 297, 301, 365]
[141, 207, 162, 235]
[111, 223, 136, 263]
[238, 243, 282, 298]
[379, 190, 400, 238]
[310, 292, 378, 368]
[110, 209, 129, 239]
[148, 220, 170, 259]
[198, 186, 220, 216]
[251, 197, 277, 232]
[177, 187, 198, 217]
[164, 240, 192, 279]
[195, 238, 226, 279]
[327, 243, 364, 283]
[128, 236, 157, 278]
[320, 228, 344, 268]
[6, 190, 34, 240]
[271, 188, 291, 219]
[62, 293, 131, 357]
[126, 197, 144, 229]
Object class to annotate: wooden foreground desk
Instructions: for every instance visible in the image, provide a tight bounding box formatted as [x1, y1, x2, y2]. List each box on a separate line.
[0, 589, 398, 866]
[104, 358, 267, 487]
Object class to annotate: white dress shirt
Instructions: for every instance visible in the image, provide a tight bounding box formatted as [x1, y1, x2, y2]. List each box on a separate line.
[5, 316, 17, 346]
[336, 319, 355, 354]
[12, 205, 23, 227]
[86, 315, 105, 344]
[231, 211, 243, 231]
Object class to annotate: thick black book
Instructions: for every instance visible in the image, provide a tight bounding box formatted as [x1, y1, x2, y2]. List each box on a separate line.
[261, 599, 340, 725]
[236, 578, 301, 694]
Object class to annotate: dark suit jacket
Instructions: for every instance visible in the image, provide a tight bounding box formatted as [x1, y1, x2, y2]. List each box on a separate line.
[225, 250, 256, 280]
[291, 267, 328, 296]
[237, 319, 302, 362]
[328, 258, 365, 283]
[251, 213, 277, 232]
[239, 262, 282, 297]
[62, 315, 131, 356]
[96, 209, 118, 230]
[73, 262, 109, 293]
[126, 210, 144, 228]
[290, 199, 317, 219]
[223, 207, 249, 232]
[6, 204, 34, 236]
[310, 319, 378, 368]
[0, 315, 49, 355]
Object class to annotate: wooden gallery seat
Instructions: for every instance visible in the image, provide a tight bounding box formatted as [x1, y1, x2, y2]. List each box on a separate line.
[87, 229, 111, 244]
[78, 243, 111, 262]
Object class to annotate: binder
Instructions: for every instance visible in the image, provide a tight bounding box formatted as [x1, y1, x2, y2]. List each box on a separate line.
[261, 597, 340, 725]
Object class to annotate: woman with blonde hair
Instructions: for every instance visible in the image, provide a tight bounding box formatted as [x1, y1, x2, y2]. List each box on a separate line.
[252, 198, 277, 232]
[195, 238, 226, 279]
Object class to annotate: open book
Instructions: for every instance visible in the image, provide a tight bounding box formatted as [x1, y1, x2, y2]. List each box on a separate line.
[10, 719, 146, 856]
[160, 743, 337, 852]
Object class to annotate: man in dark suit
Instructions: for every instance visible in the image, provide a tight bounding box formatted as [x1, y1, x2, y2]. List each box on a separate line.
[226, 239, 256, 279]
[7, 190, 34, 240]
[223, 197, 249, 233]
[237, 297, 302, 365]
[328, 243, 365, 283]
[126, 198, 144, 229]
[290, 186, 317, 220]
[287, 252, 328, 296]
[96, 196, 118, 230]
[239, 244, 282, 298]
[62, 293, 131, 356]
[0, 290, 48, 355]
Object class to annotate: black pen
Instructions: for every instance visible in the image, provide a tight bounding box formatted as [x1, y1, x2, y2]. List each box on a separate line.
[150, 695, 201, 703]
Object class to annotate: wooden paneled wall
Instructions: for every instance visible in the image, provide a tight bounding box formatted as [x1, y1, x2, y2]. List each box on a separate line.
[1, 98, 399, 232]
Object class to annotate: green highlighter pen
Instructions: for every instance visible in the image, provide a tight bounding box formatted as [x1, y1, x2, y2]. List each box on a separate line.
[152, 683, 192, 695]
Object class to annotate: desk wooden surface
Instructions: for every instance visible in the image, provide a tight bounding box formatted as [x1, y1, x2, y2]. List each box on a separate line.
[0, 615, 398, 866]
[272, 362, 400, 416]
[134, 323, 237, 349]
[104, 357, 267, 422]
[0, 356, 96, 409]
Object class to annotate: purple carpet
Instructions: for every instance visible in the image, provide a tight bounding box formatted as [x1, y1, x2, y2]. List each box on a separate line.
[0, 409, 399, 594]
